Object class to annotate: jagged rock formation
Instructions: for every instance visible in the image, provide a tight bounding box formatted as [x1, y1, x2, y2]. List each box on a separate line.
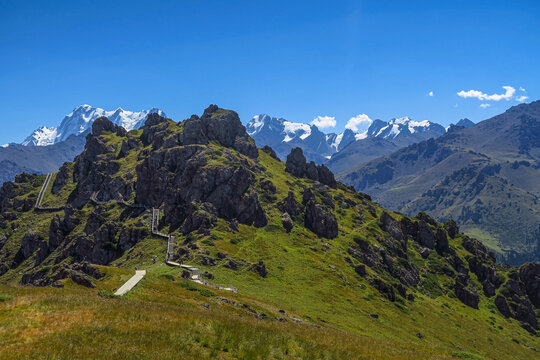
[0, 104, 538, 336]
[285, 147, 337, 188]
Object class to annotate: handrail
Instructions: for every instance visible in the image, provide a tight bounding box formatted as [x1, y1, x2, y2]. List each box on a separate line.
[34, 173, 65, 212]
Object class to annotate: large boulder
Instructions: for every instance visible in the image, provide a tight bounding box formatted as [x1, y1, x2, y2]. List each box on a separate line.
[519, 262, 540, 308]
[20, 230, 47, 262]
[454, 282, 480, 309]
[304, 200, 338, 238]
[380, 212, 406, 250]
[281, 212, 294, 233]
[285, 148, 337, 188]
[435, 229, 449, 253]
[278, 191, 300, 217]
[417, 221, 436, 249]
[443, 220, 459, 238]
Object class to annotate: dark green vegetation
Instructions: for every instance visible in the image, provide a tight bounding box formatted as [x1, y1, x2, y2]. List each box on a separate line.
[0, 105, 539, 359]
[339, 101, 540, 265]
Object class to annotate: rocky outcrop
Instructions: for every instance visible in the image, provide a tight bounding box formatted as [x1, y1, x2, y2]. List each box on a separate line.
[278, 191, 300, 217]
[135, 141, 267, 230]
[253, 260, 267, 277]
[70, 117, 130, 208]
[21, 261, 103, 288]
[285, 148, 337, 188]
[20, 230, 48, 264]
[179, 105, 258, 158]
[0, 174, 39, 214]
[380, 212, 406, 250]
[519, 262, 540, 308]
[261, 145, 278, 159]
[435, 229, 449, 253]
[281, 212, 293, 232]
[52, 163, 70, 194]
[454, 274, 479, 309]
[181, 202, 217, 235]
[494, 267, 539, 331]
[417, 221, 436, 249]
[444, 220, 459, 238]
[304, 199, 338, 238]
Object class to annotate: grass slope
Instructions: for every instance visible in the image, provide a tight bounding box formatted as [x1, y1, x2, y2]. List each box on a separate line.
[0, 120, 539, 359]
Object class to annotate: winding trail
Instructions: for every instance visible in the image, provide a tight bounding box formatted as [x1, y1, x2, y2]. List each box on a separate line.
[114, 270, 146, 295]
[152, 208, 238, 293]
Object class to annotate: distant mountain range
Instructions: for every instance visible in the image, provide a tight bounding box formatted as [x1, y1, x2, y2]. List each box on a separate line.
[246, 114, 459, 164]
[22, 105, 165, 146]
[0, 133, 87, 184]
[339, 101, 540, 265]
[0, 105, 164, 184]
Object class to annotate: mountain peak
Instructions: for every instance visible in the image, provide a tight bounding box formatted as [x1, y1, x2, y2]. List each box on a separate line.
[22, 105, 166, 146]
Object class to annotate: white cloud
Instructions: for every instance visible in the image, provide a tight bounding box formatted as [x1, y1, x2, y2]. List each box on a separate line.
[345, 114, 373, 132]
[457, 86, 516, 101]
[519, 86, 526, 92]
[480, 103, 491, 109]
[516, 95, 529, 102]
[428, 91, 434, 97]
[311, 115, 336, 129]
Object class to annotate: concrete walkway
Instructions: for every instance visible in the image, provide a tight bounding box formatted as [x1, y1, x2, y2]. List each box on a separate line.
[35, 173, 52, 208]
[114, 270, 146, 295]
[153, 208, 238, 293]
[34, 173, 65, 212]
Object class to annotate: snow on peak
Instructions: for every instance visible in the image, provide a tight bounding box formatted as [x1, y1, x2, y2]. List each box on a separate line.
[246, 114, 312, 143]
[22, 126, 58, 146]
[22, 105, 166, 146]
[330, 132, 343, 151]
[355, 131, 368, 140]
[283, 121, 311, 140]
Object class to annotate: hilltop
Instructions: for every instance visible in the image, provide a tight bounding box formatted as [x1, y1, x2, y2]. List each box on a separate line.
[0, 105, 539, 359]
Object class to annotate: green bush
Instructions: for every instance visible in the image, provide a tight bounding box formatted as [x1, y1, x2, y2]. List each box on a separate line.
[230, 238, 241, 245]
[177, 281, 198, 291]
[198, 289, 217, 297]
[202, 238, 215, 247]
[0, 294, 13, 302]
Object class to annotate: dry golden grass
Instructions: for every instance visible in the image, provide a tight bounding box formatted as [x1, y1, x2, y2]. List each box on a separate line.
[0, 279, 457, 360]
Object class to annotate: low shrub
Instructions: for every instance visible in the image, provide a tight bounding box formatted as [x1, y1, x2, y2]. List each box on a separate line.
[0, 294, 13, 302]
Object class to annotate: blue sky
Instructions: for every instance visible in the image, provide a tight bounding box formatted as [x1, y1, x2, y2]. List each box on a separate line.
[1, 0, 539, 143]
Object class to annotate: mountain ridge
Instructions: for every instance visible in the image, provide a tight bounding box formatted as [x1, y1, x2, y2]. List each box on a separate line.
[0, 105, 539, 358]
[22, 104, 165, 146]
[246, 114, 449, 164]
[339, 100, 540, 264]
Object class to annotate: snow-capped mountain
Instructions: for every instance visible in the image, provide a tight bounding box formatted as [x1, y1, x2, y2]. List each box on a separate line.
[22, 105, 166, 146]
[246, 114, 446, 163]
[247, 115, 357, 163]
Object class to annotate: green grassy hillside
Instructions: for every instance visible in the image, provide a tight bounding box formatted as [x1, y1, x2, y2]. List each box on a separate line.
[0, 106, 539, 359]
